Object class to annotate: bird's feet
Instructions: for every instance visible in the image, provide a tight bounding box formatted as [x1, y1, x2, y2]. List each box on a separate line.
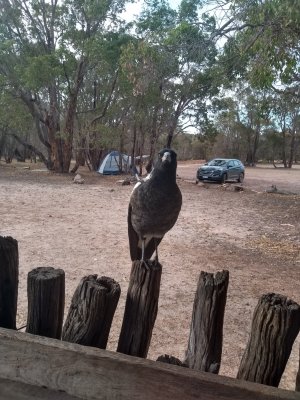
[139, 258, 160, 270]
[140, 259, 151, 270]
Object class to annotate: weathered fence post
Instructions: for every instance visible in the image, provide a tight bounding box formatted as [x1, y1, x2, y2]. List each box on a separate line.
[237, 293, 300, 387]
[62, 275, 120, 349]
[157, 354, 187, 367]
[297, 346, 300, 391]
[26, 267, 65, 339]
[0, 236, 18, 329]
[184, 270, 229, 374]
[117, 260, 162, 358]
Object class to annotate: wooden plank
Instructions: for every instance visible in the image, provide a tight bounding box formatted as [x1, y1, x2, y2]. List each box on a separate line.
[0, 377, 80, 400]
[0, 328, 298, 400]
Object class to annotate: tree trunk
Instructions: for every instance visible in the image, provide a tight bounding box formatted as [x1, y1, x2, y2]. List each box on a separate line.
[70, 147, 85, 174]
[62, 275, 120, 349]
[237, 293, 300, 387]
[117, 260, 162, 358]
[0, 236, 18, 329]
[26, 267, 65, 339]
[282, 129, 287, 167]
[288, 126, 296, 168]
[148, 85, 163, 167]
[166, 98, 185, 149]
[130, 121, 137, 170]
[184, 270, 229, 374]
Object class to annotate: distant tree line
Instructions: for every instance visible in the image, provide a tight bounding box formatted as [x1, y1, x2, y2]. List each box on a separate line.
[0, 0, 299, 172]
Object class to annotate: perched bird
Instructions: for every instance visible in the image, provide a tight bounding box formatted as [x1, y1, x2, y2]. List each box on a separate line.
[128, 148, 182, 262]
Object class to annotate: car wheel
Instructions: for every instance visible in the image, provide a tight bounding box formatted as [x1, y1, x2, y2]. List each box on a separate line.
[238, 173, 244, 183]
[221, 173, 227, 184]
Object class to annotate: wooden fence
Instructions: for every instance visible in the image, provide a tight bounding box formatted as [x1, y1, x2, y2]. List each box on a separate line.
[0, 235, 299, 399]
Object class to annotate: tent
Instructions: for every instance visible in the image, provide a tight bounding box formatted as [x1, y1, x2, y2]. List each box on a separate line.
[97, 151, 131, 175]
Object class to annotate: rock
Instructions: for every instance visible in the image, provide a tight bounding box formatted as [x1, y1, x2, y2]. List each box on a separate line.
[122, 178, 131, 186]
[234, 185, 244, 192]
[73, 174, 84, 184]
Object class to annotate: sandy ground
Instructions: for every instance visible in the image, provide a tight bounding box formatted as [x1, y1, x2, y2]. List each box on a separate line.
[0, 160, 300, 391]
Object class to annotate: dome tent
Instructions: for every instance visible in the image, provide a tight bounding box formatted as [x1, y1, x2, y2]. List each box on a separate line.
[97, 151, 131, 175]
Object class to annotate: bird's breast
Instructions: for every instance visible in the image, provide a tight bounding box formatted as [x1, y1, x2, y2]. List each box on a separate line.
[130, 184, 182, 237]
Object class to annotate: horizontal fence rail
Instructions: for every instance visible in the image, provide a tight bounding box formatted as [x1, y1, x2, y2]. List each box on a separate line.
[0, 328, 299, 400]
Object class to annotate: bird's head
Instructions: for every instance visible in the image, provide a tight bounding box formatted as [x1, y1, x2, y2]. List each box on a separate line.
[158, 148, 177, 165]
[154, 149, 178, 180]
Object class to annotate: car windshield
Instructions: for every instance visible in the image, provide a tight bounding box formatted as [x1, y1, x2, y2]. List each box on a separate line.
[207, 159, 227, 166]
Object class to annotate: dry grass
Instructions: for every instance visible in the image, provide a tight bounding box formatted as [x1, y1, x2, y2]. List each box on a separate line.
[249, 236, 300, 260]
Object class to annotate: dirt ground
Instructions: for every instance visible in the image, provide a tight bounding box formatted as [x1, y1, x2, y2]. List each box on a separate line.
[0, 160, 299, 391]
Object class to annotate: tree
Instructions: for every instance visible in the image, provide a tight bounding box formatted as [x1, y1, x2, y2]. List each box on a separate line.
[270, 93, 300, 167]
[0, 92, 35, 162]
[0, 0, 127, 172]
[117, 0, 221, 168]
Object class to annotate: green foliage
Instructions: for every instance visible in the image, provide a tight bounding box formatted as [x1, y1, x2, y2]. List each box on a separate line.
[222, 0, 300, 89]
[137, 0, 177, 36]
[178, 0, 203, 22]
[20, 54, 63, 90]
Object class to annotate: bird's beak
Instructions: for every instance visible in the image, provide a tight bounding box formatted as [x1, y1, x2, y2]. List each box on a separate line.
[162, 152, 171, 163]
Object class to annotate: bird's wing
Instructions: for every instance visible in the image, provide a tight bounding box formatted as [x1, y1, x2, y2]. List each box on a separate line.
[128, 199, 163, 261]
[128, 203, 140, 261]
[143, 237, 163, 260]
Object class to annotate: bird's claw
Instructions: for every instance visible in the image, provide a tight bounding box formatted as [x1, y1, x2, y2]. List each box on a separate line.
[140, 259, 151, 270]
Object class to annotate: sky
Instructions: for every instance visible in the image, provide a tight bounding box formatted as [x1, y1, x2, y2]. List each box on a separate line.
[122, 0, 182, 22]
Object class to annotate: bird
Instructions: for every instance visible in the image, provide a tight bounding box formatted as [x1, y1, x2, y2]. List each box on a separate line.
[128, 148, 182, 262]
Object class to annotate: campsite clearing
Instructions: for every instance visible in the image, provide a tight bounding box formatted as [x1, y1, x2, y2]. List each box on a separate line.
[0, 161, 299, 391]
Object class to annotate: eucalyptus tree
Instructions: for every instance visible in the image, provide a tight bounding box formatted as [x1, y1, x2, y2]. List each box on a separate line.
[268, 93, 300, 167]
[118, 0, 221, 166]
[0, 92, 34, 161]
[202, 0, 300, 165]
[73, 31, 134, 171]
[212, 0, 300, 94]
[211, 86, 273, 164]
[0, 0, 127, 172]
[211, 97, 245, 159]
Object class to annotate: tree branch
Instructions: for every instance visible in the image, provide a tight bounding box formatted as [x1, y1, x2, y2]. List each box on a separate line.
[11, 134, 50, 168]
[90, 69, 119, 125]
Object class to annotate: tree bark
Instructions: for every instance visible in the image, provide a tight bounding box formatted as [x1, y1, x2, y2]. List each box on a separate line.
[62, 275, 120, 349]
[0, 236, 18, 329]
[165, 96, 186, 148]
[59, 58, 87, 173]
[237, 293, 300, 387]
[117, 260, 162, 358]
[184, 270, 229, 374]
[26, 267, 65, 339]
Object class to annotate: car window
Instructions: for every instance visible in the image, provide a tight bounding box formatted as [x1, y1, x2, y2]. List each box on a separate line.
[208, 159, 227, 166]
[227, 161, 234, 167]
